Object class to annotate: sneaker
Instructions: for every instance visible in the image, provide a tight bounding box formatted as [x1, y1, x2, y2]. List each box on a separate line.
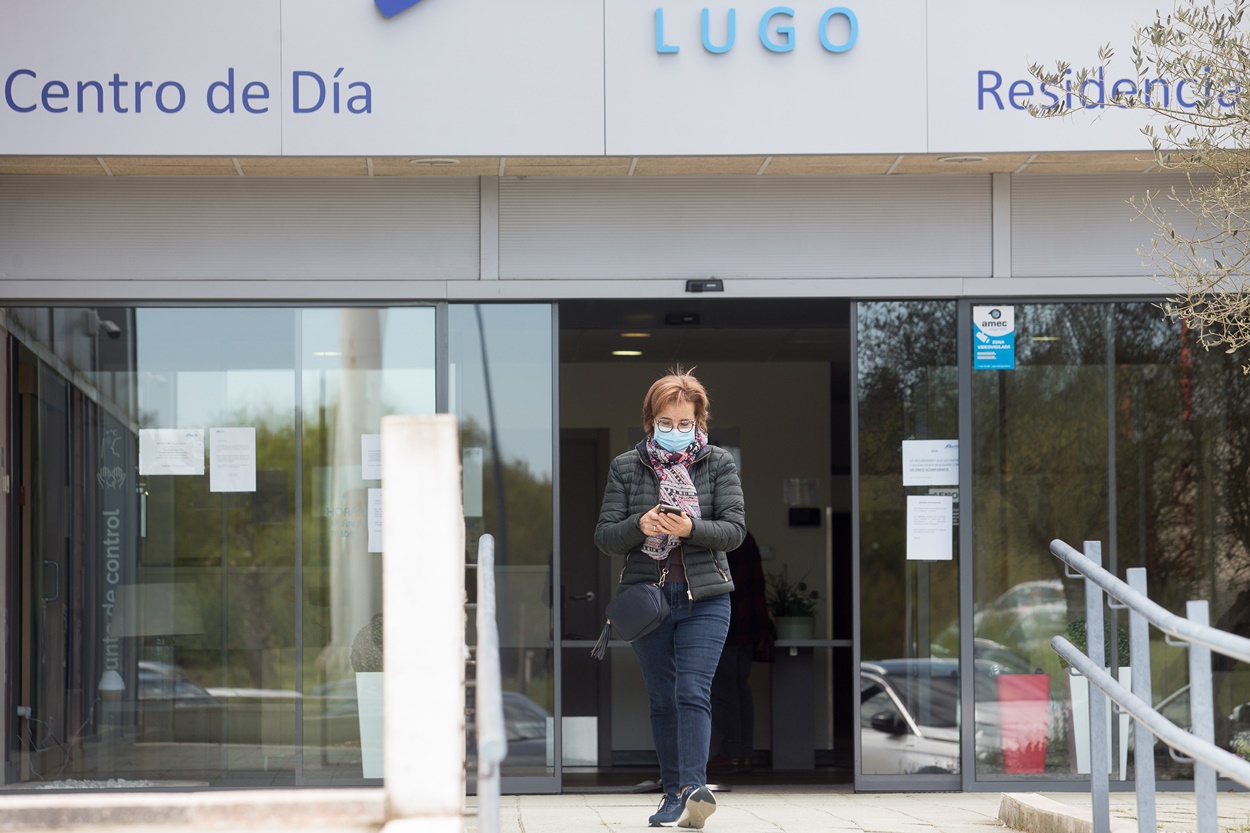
[677, 786, 716, 829]
[648, 792, 683, 826]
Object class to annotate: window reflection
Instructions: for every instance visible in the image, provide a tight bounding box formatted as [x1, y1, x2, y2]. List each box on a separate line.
[450, 304, 554, 777]
[857, 301, 960, 777]
[972, 302, 1250, 780]
[3, 305, 435, 786]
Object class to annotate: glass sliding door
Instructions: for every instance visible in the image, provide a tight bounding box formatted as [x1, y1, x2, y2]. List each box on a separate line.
[855, 301, 961, 788]
[449, 304, 556, 790]
[970, 303, 1112, 781]
[298, 307, 436, 783]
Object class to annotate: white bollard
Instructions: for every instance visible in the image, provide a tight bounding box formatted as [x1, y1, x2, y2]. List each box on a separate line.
[381, 415, 465, 833]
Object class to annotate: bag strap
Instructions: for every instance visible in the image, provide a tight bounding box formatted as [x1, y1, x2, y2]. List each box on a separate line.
[590, 622, 612, 660]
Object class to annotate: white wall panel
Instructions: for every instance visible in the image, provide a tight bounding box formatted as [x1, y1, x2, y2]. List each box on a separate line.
[605, 1, 927, 155]
[1012, 173, 1192, 278]
[0, 177, 480, 282]
[499, 177, 991, 281]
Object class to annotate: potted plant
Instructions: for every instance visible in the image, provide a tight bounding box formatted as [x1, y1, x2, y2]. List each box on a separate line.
[1064, 617, 1132, 778]
[1063, 618, 1131, 668]
[765, 567, 819, 640]
[351, 615, 385, 778]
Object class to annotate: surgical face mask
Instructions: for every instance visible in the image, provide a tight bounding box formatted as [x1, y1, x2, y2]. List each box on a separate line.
[654, 426, 696, 452]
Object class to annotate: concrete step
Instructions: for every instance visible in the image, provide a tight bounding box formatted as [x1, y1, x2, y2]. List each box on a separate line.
[0, 787, 386, 832]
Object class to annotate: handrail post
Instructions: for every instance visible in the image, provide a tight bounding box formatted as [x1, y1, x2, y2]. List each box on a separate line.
[1083, 541, 1110, 833]
[476, 534, 506, 833]
[1126, 569, 1156, 833]
[1187, 600, 1216, 833]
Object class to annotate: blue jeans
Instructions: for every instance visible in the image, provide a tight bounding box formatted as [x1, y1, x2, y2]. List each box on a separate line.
[631, 582, 731, 793]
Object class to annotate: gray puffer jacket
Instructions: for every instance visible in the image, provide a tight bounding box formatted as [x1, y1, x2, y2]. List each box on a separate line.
[594, 441, 745, 601]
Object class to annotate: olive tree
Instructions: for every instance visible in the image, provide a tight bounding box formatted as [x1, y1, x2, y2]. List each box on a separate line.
[1030, 0, 1250, 369]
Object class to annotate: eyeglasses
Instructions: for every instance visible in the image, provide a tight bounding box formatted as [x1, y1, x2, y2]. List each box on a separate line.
[655, 419, 696, 433]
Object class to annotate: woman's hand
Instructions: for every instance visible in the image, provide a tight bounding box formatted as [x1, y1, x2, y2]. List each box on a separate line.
[642, 505, 691, 539]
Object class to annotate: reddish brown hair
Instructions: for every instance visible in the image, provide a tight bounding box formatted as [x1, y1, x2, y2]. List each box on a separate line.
[641, 367, 710, 435]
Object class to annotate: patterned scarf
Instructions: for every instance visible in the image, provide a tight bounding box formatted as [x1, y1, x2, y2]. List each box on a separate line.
[640, 429, 707, 561]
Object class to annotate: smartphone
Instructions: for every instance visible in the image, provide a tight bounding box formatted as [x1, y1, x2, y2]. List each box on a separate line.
[658, 504, 683, 515]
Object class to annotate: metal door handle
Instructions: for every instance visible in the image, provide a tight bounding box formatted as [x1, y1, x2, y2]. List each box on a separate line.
[567, 591, 596, 602]
[43, 560, 60, 603]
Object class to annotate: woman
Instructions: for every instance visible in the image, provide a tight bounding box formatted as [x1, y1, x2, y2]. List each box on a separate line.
[594, 369, 745, 830]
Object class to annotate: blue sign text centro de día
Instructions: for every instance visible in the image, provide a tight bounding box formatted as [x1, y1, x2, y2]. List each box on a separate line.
[655, 6, 859, 54]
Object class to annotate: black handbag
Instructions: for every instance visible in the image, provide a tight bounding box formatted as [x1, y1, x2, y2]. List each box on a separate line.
[590, 581, 670, 659]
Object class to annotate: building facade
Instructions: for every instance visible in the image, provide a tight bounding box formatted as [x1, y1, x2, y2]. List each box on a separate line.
[3, 0, 1247, 794]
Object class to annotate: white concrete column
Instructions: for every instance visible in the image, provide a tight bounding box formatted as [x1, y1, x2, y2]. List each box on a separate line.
[381, 415, 465, 833]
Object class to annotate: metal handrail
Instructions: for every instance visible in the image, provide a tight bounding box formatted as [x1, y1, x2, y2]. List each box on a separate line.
[1051, 539, 1250, 666]
[475, 534, 506, 833]
[1049, 539, 1250, 833]
[1050, 637, 1250, 784]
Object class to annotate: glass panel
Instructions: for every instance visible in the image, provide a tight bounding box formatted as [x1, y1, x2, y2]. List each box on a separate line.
[299, 307, 436, 783]
[1111, 303, 1250, 780]
[3, 305, 435, 787]
[857, 301, 960, 777]
[971, 303, 1110, 779]
[450, 304, 555, 779]
[970, 302, 1250, 781]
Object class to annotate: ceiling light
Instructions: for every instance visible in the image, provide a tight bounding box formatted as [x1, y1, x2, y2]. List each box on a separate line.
[313, 351, 342, 357]
[937, 155, 988, 164]
[612, 350, 643, 357]
[1031, 336, 1060, 342]
[620, 332, 651, 338]
[408, 158, 461, 166]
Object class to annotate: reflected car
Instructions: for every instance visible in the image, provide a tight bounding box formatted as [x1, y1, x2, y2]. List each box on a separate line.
[1128, 680, 1250, 775]
[309, 678, 552, 765]
[861, 659, 962, 774]
[137, 661, 219, 707]
[137, 661, 305, 746]
[481, 691, 550, 767]
[973, 579, 1068, 665]
[861, 645, 1044, 775]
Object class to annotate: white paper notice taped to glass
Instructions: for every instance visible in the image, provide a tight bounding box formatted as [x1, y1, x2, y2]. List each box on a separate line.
[209, 427, 257, 493]
[907, 495, 953, 561]
[901, 439, 958, 486]
[138, 428, 205, 476]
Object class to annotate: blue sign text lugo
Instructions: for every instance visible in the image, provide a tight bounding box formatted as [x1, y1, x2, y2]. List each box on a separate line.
[655, 6, 859, 54]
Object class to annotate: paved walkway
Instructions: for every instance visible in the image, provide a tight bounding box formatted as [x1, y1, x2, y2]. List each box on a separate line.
[469, 789, 1250, 833]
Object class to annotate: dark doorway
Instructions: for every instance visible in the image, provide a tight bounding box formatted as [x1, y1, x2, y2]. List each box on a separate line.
[557, 297, 854, 786]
